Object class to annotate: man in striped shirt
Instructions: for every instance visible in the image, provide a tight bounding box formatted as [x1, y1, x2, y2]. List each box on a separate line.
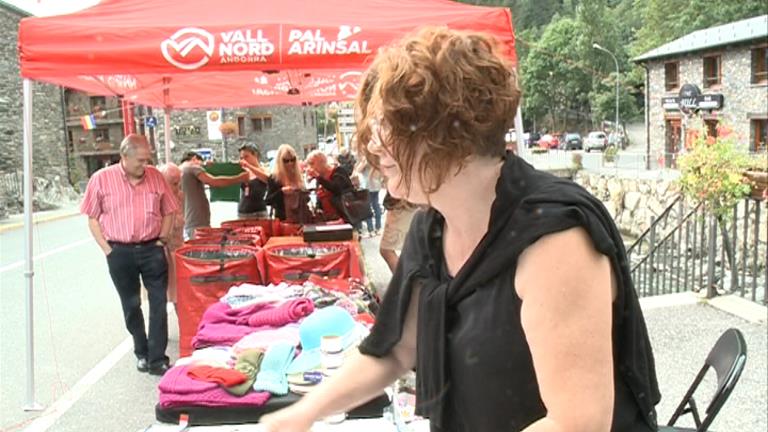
[81, 134, 179, 376]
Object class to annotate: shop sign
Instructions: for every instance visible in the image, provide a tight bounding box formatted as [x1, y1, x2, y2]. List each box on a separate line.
[662, 83, 723, 112]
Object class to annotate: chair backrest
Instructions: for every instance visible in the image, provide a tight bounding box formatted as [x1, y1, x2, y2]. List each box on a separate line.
[667, 328, 747, 431]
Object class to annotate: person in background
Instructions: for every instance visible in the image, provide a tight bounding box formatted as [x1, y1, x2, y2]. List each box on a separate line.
[158, 163, 184, 311]
[80, 134, 178, 376]
[265, 144, 306, 221]
[261, 27, 659, 432]
[378, 191, 418, 273]
[179, 151, 248, 240]
[305, 150, 354, 222]
[237, 144, 269, 219]
[336, 147, 356, 177]
[353, 156, 384, 237]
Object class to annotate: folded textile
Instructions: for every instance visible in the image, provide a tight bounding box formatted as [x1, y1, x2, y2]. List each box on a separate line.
[187, 365, 247, 387]
[246, 298, 315, 328]
[220, 283, 302, 308]
[231, 324, 301, 354]
[199, 301, 275, 329]
[158, 365, 219, 395]
[174, 346, 234, 368]
[224, 349, 264, 396]
[253, 343, 295, 396]
[192, 322, 257, 349]
[158, 364, 271, 408]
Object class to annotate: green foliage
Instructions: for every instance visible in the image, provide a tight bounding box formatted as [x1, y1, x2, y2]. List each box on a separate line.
[678, 120, 752, 220]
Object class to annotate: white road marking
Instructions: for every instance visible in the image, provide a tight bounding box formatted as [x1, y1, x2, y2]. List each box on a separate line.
[21, 336, 132, 432]
[21, 303, 175, 432]
[0, 239, 92, 274]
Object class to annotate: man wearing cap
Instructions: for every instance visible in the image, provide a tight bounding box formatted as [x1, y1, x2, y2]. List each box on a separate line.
[81, 134, 179, 375]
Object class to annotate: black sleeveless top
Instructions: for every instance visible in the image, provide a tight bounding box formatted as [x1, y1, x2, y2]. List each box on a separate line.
[238, 177, 267, 214]
[359, 153, 660, 431]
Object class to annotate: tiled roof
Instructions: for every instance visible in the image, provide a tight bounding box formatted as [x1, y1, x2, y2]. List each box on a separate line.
[634, 15, 767, 62]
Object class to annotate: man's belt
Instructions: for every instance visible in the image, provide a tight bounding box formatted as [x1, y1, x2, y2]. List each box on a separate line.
[107, 238, 160, 248]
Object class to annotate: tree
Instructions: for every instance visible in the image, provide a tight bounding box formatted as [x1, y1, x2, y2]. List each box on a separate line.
[520, 17, 592, 132]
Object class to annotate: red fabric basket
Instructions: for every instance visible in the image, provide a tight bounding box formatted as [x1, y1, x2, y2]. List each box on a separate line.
[222, 219, 274, 241]
[174, 245, 264, 357]
[263, 242, 355, 284]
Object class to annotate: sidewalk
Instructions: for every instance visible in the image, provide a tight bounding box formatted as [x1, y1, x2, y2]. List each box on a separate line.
[0, 202, 82, 234]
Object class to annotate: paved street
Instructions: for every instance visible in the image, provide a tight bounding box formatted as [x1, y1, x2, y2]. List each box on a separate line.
[0, 203, 765, 432]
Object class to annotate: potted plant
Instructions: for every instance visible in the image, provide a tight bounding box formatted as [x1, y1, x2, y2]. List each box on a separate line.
[678, 120, 753, 296]
[219, 121, 237, 137]
[743, 153, 767, 201]
[678, 120, 752, 220]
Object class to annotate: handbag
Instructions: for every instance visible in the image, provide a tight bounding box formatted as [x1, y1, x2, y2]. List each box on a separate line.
[339, 188, 373, 225]
[284, 189, 313, 224]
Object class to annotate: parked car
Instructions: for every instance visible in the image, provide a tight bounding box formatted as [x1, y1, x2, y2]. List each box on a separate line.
[537, 134, 560, 149]
[561, 133, 582, 150]
[584, 131, 608, 152]
[526, 132, 541, 147]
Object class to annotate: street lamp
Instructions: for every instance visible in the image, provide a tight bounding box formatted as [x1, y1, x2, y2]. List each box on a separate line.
[593, 43, 620, 144]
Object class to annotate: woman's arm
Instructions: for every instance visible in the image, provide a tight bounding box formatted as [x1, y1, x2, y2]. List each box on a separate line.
[260, 286, 420, 431]
[239, 160, 270, 182]
[515, 227, 615, 432]
[314, 169, 352, 194]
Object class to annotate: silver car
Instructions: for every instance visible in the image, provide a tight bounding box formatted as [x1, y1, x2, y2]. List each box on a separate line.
[584, 131, 608, 152]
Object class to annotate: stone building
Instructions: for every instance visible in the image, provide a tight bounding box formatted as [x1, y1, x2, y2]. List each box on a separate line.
[0, 2, 69, 185]
[153, 105, 317, 164]
[64, 90, 124, 183]
[634, 15, 768, 167]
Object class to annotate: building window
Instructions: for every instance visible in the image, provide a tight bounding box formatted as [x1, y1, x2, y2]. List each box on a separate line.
[664, 62, 679, 91]
[90, 96, 106, 113]
[752, 46, 768, 84]
[93, 128, 110, 143]
[251, 115, 272, 132]
[704, 119, 718, 138]
[752, 119, 767, 152]
[237, 116, 245, 136]
[702, 55, 721, 88]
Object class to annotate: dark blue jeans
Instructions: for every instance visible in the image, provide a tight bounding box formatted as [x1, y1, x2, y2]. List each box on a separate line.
[106, 242, 169, 366]
[364, 190, 382, 232]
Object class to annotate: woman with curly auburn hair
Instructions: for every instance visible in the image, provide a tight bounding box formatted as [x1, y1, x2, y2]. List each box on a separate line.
[261, 27, 660, 432]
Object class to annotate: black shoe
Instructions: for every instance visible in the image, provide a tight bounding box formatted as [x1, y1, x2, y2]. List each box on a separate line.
[148, 362, 170, 376]
[136, 358, 149, 373]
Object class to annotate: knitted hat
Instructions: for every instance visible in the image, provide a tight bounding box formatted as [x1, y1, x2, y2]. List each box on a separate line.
[223, 349, 264, 396]
[253, 343, 295, 396]
[286, 306, 363, 375]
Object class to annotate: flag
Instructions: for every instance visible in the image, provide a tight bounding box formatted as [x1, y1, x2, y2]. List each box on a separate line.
[81, 114, 96, 130]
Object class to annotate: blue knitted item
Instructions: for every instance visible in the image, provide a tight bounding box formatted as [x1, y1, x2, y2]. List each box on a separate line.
[253, 342, 295, 395]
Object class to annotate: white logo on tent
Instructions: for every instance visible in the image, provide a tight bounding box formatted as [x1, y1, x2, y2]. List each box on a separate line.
[338, 71, 363, 99]
[287, 25, 371, 56]
[161, 28, 215, 70]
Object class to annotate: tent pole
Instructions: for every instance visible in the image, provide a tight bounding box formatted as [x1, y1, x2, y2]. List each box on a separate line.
[22, 78, 43, 412]
[164, 110, 171, 164]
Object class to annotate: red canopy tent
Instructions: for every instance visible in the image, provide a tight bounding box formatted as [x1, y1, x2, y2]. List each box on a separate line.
[15, 0, 518, 410]
[19, 0, 516, 107]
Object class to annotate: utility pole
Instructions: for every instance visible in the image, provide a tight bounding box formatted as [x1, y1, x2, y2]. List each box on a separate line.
[593, 43, 620, 144]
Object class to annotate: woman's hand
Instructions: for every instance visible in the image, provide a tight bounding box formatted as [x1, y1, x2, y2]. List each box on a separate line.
[259, 404, 316, 432]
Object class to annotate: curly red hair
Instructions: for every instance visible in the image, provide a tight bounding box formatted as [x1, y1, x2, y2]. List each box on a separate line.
[355, 27, 520, 195]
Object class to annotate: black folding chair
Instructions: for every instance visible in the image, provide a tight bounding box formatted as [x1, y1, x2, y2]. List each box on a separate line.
[659, 328, 747, 432]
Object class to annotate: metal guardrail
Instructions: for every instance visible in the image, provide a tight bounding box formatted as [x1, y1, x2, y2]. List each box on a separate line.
[629, 197, 767, 304]
[0, 171, 22, 200]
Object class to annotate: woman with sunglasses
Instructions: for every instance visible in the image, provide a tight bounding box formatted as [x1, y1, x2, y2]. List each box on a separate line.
[265, 144, 305, 221]
[261, 27, 659, 432]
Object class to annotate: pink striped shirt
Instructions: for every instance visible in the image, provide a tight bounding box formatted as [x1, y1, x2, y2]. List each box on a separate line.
[80, 163, 179, 243]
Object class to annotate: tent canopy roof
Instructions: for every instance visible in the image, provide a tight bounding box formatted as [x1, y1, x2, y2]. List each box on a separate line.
[19, 0, 516, 108]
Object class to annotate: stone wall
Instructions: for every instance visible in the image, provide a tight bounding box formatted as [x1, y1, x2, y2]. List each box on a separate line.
[154, 106, 316, 164]
[1, 5, 74, 217]
[573, 171, 681, 238]
[646, 43, 768, 156]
